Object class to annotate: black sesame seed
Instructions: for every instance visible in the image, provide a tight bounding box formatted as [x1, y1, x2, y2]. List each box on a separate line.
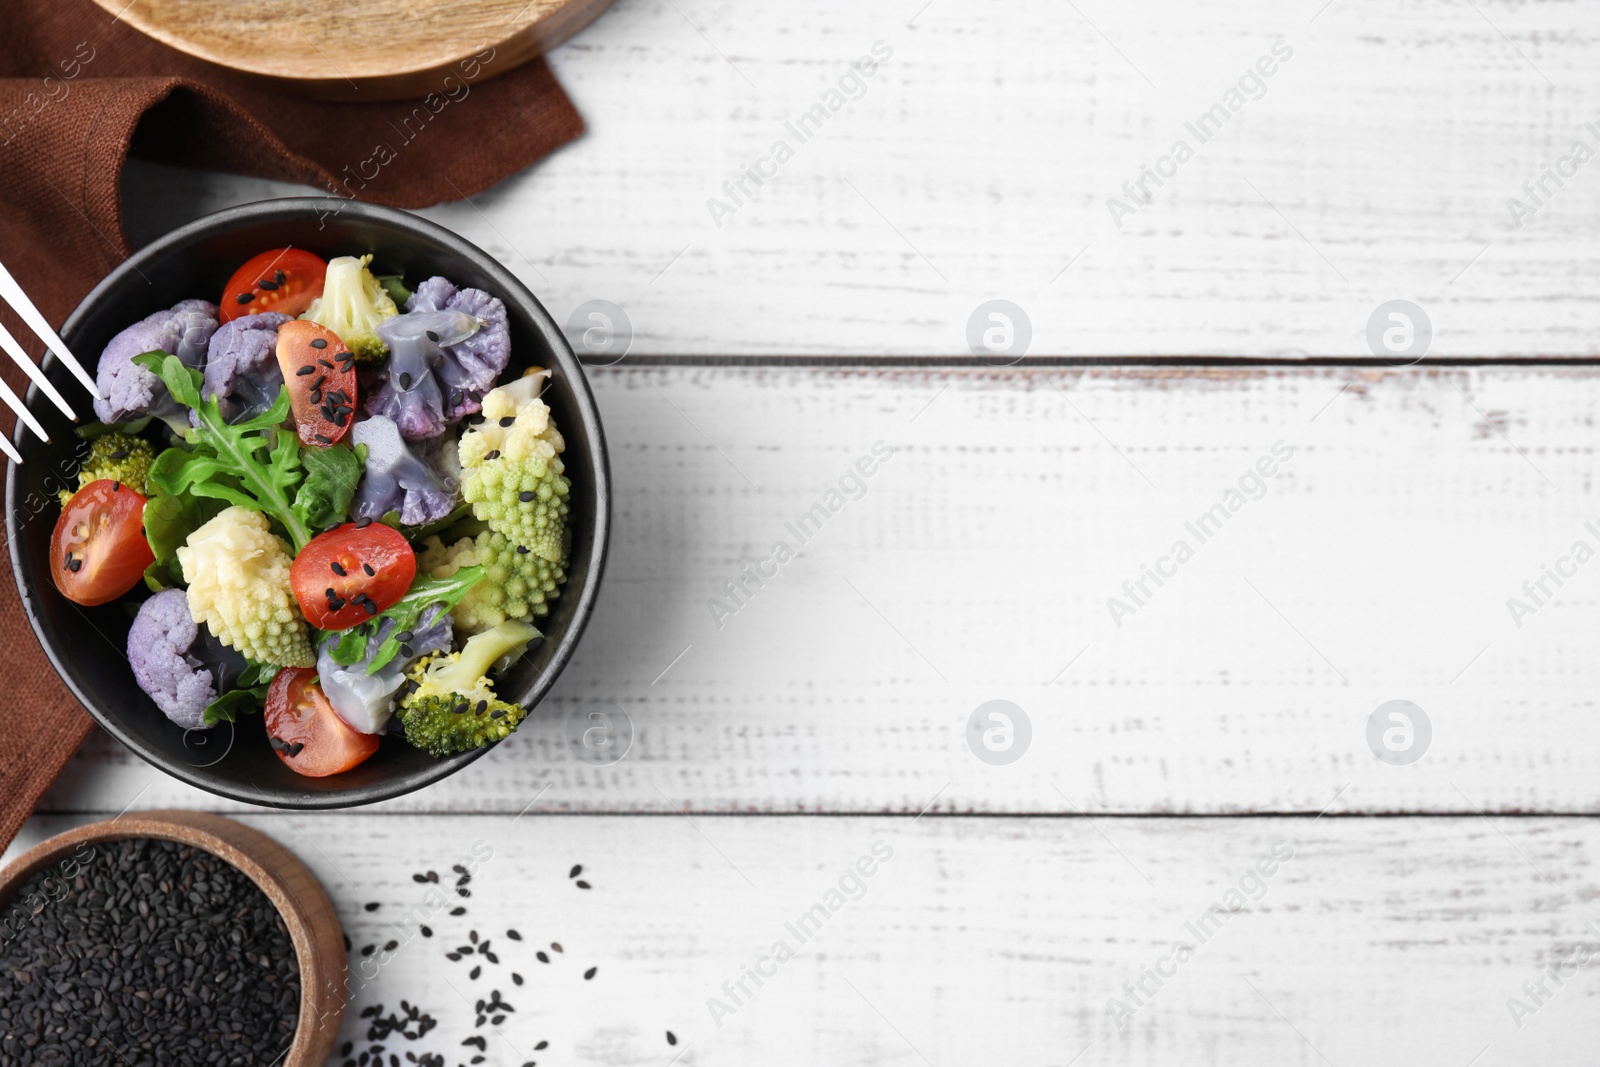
[275, 269, 286, 283]
[364, 563, 375, 576]
[67, 558, 82, 573]
[363, 600, 377, 615]
[361, 944, 376, 957]
[365, 902, 380, 912]
[490, 709, 506, 719]
[519, 491, 535, 503]
[485, 449, 501, 460]
[357, 517, 373, 528]
[258, 279, 280, 291]
[420, 925, 432, 937]
[315, 433, 334, 444]
[297, 365, 316, 376]
[400, 644, 414, 658]
[396, 630, 414, 642]
[536, 951, 549, 964]
[516, 545, 529, 554]
[584, 966, 597, 980]
[499, 417, 515, 427]
[332, 561, 347, 576]
[426, 330, 440, 342]
[112, 480, 121, 492]
[108, 448, 128, 459]
[311, 374, 327, 390]
[668, 1031, 677, 1046]
[506, 929, 521, 940]
[512, 972, 524, 985]
[536, 1040, 549, 1050]
[576, 880, 590, 889]
[470, 965, 481, 980]
[398, 372, 413, 390]
[384, 940, 398, 952]
[236, 292, 254, 304]
[289, 742, 305, 757]
[311, 337, 328, 349]
[570, 865, 582, 878]
[451, 906, 467, 916]
[319, 358, 335, 368]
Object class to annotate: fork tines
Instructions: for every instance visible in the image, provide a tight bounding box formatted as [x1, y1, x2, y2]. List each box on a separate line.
[0, 258, 101, 463]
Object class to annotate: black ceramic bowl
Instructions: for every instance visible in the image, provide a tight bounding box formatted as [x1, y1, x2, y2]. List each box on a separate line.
[6, 198, 610, 808]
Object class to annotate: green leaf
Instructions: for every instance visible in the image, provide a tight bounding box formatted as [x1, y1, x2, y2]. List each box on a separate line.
[142, 480, 225, 586]
[404, 503, 479, 542]
[133, 353, 312, 552]
[293, 442, 365, 532]
[324, 567, 486, 673]
[203, 685, 269, 726]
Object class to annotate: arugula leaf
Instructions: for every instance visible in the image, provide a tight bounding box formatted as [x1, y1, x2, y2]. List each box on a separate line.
[203, 685, 270, 726]
[293, 442, 366, 532]
[326, 566, 486, 674]
[134, 353, 313, 552]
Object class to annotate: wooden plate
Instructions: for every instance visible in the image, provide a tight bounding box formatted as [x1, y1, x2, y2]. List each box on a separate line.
[0, 811, 347, 1067]
[93, 0, 613, 100]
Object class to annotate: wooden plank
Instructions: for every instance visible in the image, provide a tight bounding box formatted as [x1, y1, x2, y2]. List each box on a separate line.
[121, 0, 1600, 357]
[37, 365, 1600, 816]
[5, 813, 1595, 1065]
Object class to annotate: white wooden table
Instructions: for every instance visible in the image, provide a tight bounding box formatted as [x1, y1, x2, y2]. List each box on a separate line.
[11, 1, 1600, 1063]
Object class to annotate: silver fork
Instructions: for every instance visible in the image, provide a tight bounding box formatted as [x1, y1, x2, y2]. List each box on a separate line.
[0, 259, 100, 464]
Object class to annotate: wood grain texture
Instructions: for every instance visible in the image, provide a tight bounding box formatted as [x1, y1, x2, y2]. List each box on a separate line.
[36, 364, 1600, 817]
[94, 0, 614, 99]
[119, 0, 1600, 355]
[6, 812, 1594, 1066]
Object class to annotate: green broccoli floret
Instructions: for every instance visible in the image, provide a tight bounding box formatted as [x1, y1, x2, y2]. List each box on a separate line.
[300, 254, 397, 362]
[395, 620, 539, 757]
[60, 432, 157, 505]
[415, 372, 570, 634]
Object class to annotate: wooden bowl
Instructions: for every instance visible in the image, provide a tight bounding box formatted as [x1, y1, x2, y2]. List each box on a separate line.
[0, 811, 347, 1067]
[90, 0, 614, 100]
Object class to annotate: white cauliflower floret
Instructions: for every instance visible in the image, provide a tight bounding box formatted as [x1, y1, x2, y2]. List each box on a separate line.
[177, 507, 314, 668]
[457, 369, 563, 469]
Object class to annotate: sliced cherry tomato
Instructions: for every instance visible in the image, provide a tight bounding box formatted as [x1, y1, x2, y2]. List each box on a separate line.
[290, 521, 416, 631]
[50, 480, 155, 606]
[275, 319, 357, 447]
[264, 667, 380, 776]
[219, 248, 328, 324]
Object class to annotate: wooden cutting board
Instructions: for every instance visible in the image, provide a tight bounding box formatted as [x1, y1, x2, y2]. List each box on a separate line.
[91, 0, 613, 100]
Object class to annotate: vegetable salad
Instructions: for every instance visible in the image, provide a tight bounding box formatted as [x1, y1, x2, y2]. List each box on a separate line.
[52, 249, 571, 778]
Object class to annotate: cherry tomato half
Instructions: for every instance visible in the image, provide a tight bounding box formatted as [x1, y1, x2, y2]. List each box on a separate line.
[275, 319, 358, 448]
[264, 667, 380, 776]
[290, 521, 416, 631]
[219, 248, 327, 325]
[50, 480, 155, 606]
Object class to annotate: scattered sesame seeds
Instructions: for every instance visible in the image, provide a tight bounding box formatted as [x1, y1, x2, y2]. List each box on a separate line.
[584, 967, 597, 980]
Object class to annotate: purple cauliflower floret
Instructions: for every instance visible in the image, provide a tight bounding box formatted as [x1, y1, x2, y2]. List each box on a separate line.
[202, 312, 290, 424]
[408, 277, 511, 416]
[317, 605, 454, 734]
[127, 589, 247, 730]
[94, 299, 218, 424]
[350, 414, 461, 526]
[362, 277, 510, 440]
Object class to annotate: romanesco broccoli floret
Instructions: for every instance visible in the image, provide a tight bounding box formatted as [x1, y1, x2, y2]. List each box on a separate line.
[395, 620, 538, 756]
[60, 433, 157, 504]
[416, 531, 566, 634]
[176, 506, 314, 668]
[421, 371, 569, 633]
[300, 254, 397, 362]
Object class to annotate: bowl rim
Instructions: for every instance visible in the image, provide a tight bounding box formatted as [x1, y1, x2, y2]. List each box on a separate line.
[0, 810, 347, 1066]
[5, 197, 611, 809]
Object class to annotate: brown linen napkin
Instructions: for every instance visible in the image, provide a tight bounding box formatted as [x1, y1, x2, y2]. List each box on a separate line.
[0, 0, 584, 848]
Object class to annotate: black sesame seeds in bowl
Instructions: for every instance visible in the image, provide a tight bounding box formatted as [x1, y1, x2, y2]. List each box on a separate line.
[5, 198, 611, 809]
[0, 811, 347, 1067]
